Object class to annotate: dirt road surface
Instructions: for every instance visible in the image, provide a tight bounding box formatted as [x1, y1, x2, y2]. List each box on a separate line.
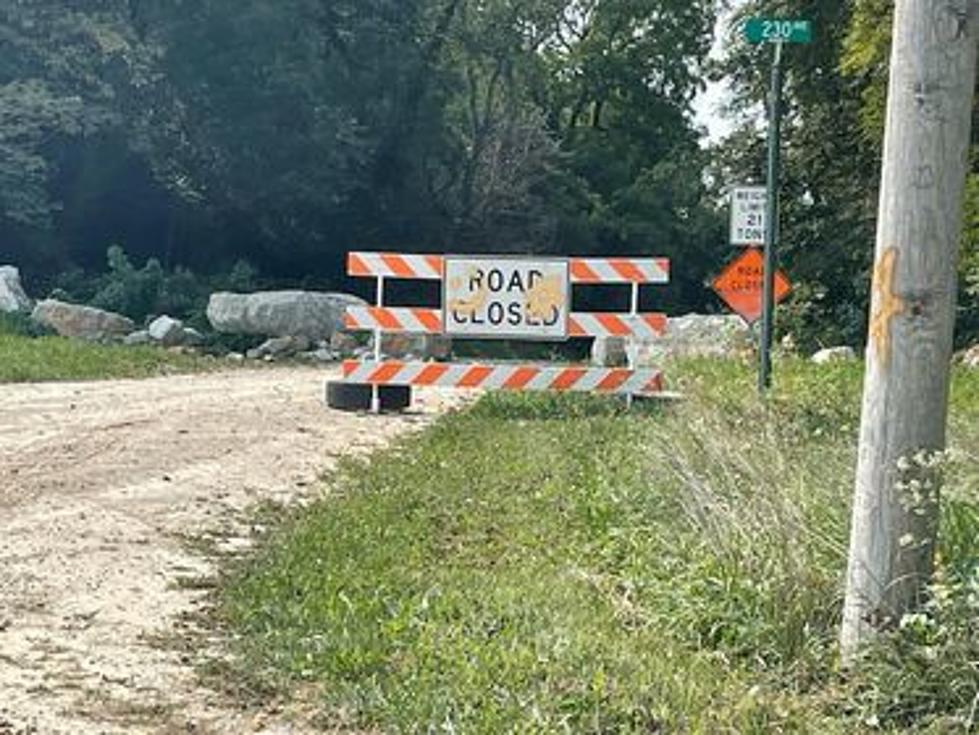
[0, 367, 457, 734]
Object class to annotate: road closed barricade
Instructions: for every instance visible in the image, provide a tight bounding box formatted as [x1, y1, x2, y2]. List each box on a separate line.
[327, 252, 670, 411]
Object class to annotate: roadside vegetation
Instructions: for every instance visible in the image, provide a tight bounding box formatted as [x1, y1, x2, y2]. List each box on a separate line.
[0, 313, 213, 383]
[214, 360, 979, 732]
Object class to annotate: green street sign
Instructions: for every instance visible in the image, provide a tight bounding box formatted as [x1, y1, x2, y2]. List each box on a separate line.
[745, 18, 812, 44]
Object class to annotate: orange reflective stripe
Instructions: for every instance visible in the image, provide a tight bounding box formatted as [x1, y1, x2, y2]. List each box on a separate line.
[370, 307, 403, 331]
[610, 260, 645, 283]
[342, 360, 359, 377]
[415, 309, 442, 332]
[459, 365, 493, 388]
[596, 313, 629, 336]
[643, 314, 668, 333]
[414, 364, 450, 386]
[503, 367, 538, 389]
[596, 369, 631, 391]
[369, 361, 404, 383]
[348, 252, 370, 276]
[381, 254, 415, 278]
[551, 367, 587, 390]
[570, 260, 600, 282]
[425, 255, 443, 275]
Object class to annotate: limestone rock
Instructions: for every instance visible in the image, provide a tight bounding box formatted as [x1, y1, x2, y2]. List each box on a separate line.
[962, 344, 979, 369]
[811, 346, 857, 364]
[31, 299, 134, 341]
[380, 333, 452, 360]
[629, 313, 753, 366]
[246, 335, 311, 360]
[330, 330, 360, 356]
[591, 336, 628, 367]
[181, 327, 204, 347]
[148, 315, 185, 346]
[123, 330, 152, 346]
[207, 291, 365, 341]
[0, 266, 32, 313]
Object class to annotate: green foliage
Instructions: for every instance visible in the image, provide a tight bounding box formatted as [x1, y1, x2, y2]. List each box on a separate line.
[0, 3, 158, 229]
[86, 245, 208, 324]
[717, 0, 879, 352]
[53, 246, 261, 330]
[843, 447, 979, 731]
[3, 0, 724, 317]
[214, 361, 979, 731]
[0, 333, 212, 383]
[0, 310, 52, 338]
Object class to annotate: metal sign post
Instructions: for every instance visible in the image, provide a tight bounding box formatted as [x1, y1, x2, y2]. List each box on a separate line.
[745, 17, 811, 394]
[759, 39, 783, 394]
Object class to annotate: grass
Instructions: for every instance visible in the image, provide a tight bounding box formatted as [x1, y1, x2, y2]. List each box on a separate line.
[214, 359, 979, 733]
[0, 313, 214, 382]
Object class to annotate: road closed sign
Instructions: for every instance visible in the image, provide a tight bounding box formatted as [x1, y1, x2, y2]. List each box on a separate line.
[443, 256, 569, 339]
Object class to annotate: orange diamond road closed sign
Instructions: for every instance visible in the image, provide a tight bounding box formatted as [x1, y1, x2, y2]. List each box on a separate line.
[712, 248, 791, 324]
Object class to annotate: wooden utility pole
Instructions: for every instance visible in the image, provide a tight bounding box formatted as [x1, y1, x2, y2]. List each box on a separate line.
[841, 0, 978, 660]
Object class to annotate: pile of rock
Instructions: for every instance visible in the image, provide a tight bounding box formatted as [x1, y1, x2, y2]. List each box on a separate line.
[125, 315, 204, 348]
[207, 290, 453, 362]
[591, 313, 754, 367]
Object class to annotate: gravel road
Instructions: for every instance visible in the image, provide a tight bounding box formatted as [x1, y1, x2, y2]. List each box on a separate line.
[0, 367, 456, 734]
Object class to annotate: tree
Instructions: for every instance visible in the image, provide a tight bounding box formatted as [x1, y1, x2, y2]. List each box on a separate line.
[0, 2, 156, 230]
[716, 0, 881, 351]
[840, 0, 978, 658]
[842, 0, 979, 347]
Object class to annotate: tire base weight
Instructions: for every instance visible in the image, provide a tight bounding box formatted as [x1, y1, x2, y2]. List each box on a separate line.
[325, 381, 411, 412]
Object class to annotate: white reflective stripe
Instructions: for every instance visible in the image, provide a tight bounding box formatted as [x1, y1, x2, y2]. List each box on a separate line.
[351, 253, 442, 279]
[480, 367, 514, 389]
[621, 372, 651, 394]
[569, 313, 599, 335]
[344, 306, 441, 333]
[385, 363, 417, 384]
[588, 260, 621, 283]
[572, 259, 669, 284]
[629, 317, 664, 339]
[574, 369, 609, 392]
[341, 361, 663, 393]
[440, 362, 472, 386]
[345, 362, 378, 382]
[528, 369, 558, 391]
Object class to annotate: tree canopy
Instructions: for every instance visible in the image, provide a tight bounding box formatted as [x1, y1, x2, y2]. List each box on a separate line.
[1, 0, 976, 347]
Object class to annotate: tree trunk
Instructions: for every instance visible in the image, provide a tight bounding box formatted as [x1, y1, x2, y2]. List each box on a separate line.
[840, 0, 978, 661]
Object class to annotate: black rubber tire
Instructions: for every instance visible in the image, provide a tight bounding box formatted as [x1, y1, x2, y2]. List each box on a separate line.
[325, 381, 411, 412]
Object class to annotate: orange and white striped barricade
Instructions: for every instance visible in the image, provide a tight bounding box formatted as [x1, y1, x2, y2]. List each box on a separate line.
[331, 252, 670, 411]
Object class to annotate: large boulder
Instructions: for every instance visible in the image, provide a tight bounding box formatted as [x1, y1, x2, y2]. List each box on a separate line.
[31, 299, 134, 341]
[148, 315, 185, 346]
[207, 291, 365, 341]
[0, 266, 32, 313]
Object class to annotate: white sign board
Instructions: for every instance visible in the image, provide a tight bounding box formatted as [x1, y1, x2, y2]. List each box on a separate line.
[443, 256, 569, 339]
[730, 186, 767, 245]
